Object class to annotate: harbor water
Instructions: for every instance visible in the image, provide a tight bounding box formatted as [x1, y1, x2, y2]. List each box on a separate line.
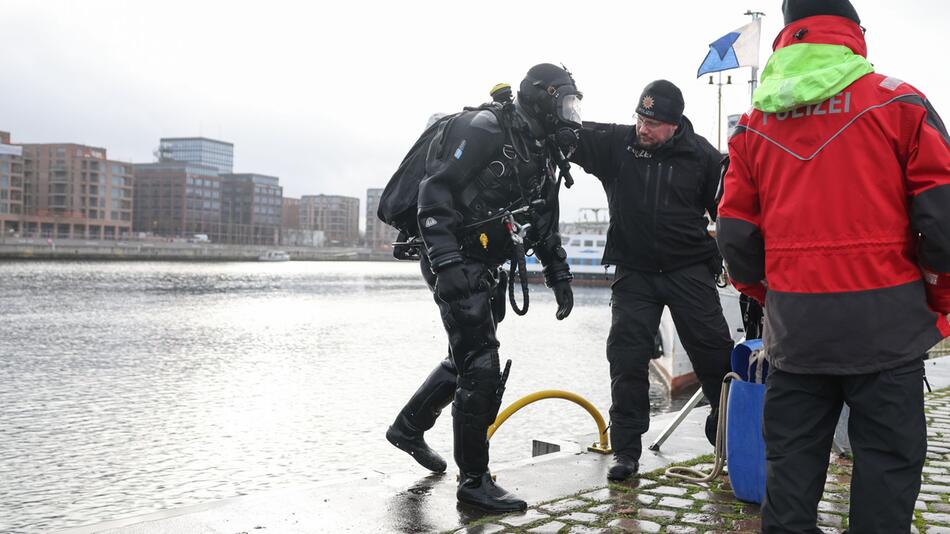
[0, 260, 691, 533]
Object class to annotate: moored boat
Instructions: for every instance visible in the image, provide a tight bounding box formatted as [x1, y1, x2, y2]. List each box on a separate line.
[258, 250, 291, 262]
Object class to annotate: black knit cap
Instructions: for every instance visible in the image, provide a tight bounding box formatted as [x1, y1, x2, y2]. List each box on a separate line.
[635, 80, 684, 125]
[782, 0, 860, 25]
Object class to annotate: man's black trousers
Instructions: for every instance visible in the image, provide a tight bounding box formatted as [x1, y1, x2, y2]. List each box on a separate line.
[394, 256, 507, 476]
[606, 262, 734, 460]
[761, 358, 926, 534]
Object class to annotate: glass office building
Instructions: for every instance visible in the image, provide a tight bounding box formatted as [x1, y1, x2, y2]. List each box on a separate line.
[132, 161, 222, 239]
[158, 137, 233, 174]
[219, 173, 282, 245]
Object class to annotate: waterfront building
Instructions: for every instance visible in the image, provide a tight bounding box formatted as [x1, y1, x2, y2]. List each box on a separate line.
[282, 228, 326, 247]
[158, 137, 233, 174]
[18, 140, 133, 239]
[219, 173, 282, 245]
[299, 194, 359, 246]
[279, 196, 325, 247]
[132, 161, 222, 240]
[0, 131, 24, 237]
[282, 197, 300, 230]
[365, 187, 398, 251]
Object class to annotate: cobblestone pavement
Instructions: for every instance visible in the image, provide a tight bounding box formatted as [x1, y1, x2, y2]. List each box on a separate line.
[453, 388, 950, 534]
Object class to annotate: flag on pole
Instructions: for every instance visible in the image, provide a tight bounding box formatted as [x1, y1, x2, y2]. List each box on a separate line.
[697, 19, 761, 78]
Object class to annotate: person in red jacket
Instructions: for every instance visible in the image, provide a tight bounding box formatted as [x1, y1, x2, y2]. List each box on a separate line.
[717, 0, 950, 531]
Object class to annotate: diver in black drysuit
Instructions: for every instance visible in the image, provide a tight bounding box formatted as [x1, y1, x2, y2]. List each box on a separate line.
[386, 64, 580, 512]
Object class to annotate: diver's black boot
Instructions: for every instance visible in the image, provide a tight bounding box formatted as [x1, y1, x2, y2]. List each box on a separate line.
[387, 361, 455, 473]
[453, 387, 523, 512]
[457, 472, 527, 512]
[386, 414, 447, 473]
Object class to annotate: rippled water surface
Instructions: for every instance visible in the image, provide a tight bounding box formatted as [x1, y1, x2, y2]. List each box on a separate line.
[0, 260, 688, 532]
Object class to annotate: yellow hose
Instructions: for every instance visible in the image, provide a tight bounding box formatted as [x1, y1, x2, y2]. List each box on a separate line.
[488, 389, 611, 454]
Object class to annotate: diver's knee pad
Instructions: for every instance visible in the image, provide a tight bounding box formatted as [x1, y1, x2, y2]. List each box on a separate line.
[454, 371, 501, 417]
[451, 351, 508, 473]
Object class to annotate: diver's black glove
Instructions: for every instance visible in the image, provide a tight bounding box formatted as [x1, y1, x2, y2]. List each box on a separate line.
[435, 263, 477, 302]
[552, 280, 573, 320]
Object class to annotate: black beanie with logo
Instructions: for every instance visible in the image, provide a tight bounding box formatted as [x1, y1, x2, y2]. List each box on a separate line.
[635, 80, 684, 125]
[782, 0, 861, 25]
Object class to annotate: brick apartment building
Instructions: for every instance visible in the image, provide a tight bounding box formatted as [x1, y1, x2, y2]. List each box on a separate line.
[6, 137, 134, 239]
[365, 187, 397, 251]
[0, 131, 24, 237]
[299, 194, 359, 246]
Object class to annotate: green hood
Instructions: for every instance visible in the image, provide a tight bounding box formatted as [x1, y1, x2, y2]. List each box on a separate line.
[753, 43, 873, 113]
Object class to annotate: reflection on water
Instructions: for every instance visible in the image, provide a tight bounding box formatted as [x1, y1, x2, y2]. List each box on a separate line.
[0, 260, 690, 532]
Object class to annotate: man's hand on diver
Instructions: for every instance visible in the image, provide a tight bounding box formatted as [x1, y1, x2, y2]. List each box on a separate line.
[392, 230, 418, 260]
[552, 281, 573, 320]
[435, 263, 479, 302]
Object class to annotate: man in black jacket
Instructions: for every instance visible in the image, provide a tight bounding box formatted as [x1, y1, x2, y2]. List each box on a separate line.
[571, 80, 734, 481]
[386, 64, 577, 512]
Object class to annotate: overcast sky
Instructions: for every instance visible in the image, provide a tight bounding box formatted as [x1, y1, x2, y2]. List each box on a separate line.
[2, 0, 947, 227]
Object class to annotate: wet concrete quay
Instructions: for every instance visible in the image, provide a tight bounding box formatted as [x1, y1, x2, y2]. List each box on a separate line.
[457, 387, 950, 534]
[60, 357, 950, 533]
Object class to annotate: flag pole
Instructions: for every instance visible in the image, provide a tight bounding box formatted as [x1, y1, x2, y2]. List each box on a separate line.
[711, 72, 731, 152]
[717, 72, 723, 151]
[744, 10, 765, 105]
